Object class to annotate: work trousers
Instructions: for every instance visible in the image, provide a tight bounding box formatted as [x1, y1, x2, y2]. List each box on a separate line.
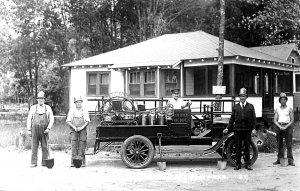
[31, 113, 49, 166]
[70, 117, 87, 165]
[234, 130, 252, 166]
[276, 125, 294, 163]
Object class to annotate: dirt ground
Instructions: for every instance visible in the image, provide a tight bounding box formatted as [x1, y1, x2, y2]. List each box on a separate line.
[0, 145, 299, 191]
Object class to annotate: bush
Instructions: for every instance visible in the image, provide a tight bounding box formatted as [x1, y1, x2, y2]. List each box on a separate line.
[256, 131, 277, 153]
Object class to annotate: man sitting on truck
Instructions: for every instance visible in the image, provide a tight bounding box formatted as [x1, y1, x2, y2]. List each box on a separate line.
[167, 89, 200, 135]
[167, 89, 191, 109]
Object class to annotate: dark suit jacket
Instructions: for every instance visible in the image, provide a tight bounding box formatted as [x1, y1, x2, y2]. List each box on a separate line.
[227, 102, 257, 131]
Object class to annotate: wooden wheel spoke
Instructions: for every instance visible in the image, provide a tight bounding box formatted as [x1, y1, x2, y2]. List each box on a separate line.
[139, 155, 146, 161]
[136, 141, 142, 148]
[139, 144, 146, 150]
[127, 154, 135, 160]
[140, 148, 149, 153]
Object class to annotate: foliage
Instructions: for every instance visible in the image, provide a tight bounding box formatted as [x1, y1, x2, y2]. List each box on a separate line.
[256, 131, 277, 153]
[1, 0, 300, 111]
[0, 114, 97, 151]
[241, 0, 300, 45]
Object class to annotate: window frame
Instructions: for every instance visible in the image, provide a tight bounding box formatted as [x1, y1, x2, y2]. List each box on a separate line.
[86, 71, 110, 97]
[164, 69, 180, 96]
[295, 74, 300, 93]
[128, 69, 157, 97]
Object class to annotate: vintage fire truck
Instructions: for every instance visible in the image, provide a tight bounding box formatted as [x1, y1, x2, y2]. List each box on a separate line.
[90, 95, 261, 169]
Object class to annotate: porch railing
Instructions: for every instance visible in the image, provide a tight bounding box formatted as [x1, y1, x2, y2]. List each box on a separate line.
[87, 97, 235, 117]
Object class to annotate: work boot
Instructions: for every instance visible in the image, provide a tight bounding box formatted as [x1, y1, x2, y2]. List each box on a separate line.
[273, 161, 280, 165]
[289, 162, 295, 166]
[234, 165, 241, 170]
[245, 165, 253, 170]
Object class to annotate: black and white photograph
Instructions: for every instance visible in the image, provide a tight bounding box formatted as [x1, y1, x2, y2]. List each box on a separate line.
[0, 0, 300, 190]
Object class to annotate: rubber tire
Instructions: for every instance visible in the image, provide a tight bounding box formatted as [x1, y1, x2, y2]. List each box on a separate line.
[121, 135, 155, 169]
[225, 138, 258, 166]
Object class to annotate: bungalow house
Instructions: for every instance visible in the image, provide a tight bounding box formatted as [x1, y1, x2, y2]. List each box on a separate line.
[62, 31, 300, 118]
[250, 44, 300, 112]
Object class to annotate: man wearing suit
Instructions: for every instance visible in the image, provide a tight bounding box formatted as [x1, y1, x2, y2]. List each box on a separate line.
[223, 88, 257, 170]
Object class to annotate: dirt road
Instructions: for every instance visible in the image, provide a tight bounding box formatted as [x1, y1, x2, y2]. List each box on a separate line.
[0, 146, 299, 191]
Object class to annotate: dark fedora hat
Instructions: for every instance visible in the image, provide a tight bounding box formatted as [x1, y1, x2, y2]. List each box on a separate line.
[171, 89, 180, 94]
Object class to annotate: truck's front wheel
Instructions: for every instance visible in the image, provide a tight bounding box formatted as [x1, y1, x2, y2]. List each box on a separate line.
[225, 138, 258, 166]
[121, 135, 155, 169]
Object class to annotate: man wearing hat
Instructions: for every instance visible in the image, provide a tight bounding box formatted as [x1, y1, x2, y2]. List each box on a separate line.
[66, 96, 90, 167]
[167, 89, 192, 109]
[27, 91, 54, 167]
[223, 88, 257, 170]
[273, 93, 295, 166]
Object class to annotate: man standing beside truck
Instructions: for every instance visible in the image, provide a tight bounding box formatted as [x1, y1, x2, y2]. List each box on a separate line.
[223, 88, 257, 170]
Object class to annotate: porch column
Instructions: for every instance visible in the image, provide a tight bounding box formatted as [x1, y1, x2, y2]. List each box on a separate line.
[125, 69, 128, 95]
[180, 62, 184, 97]
[229, 64, 235, 95]
[157, 67, 160, 98]
[293, 71, 296, 93]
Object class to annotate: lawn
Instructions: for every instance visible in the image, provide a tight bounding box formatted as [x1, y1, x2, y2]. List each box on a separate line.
[0, 114, 98, 150]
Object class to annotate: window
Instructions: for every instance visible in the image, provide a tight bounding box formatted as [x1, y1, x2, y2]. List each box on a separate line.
[129, 72, 140, 96]
[128, 70, 156, 97]
[165, 70, 179, 96]
[291, 57, 295, 64]
[144, 71, 155, 96]
[296, 74, 300, 92]
[87, 72, 110, 96]
[192, 65, 230, 96]
[275, 71, 293, 93]
[235, 65, 261, 95]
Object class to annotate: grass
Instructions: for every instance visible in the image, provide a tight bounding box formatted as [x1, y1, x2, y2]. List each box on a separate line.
[0, 116, 98, 150]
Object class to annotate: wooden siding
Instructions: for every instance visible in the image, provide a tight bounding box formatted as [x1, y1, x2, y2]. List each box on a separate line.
[185, 68, 194, 95]
[292, 93, 300, 111]
[69, 68, 123, 111]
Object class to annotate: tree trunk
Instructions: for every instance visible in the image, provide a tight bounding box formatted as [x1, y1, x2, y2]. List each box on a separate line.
[216, 0, 225, 100]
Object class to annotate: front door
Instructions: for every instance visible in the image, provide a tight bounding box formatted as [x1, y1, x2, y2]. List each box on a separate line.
[262, 69, 274, 110]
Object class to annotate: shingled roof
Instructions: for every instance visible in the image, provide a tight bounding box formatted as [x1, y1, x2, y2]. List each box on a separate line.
[250, 43, 299, 61]
[63, 31, 297, 69]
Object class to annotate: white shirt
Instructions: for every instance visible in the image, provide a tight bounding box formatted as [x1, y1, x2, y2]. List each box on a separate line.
[27, 104, 54, 131]
[66, 107, 90, 123]
[240, 101, 247, 109]
[167, 98, 187, 109]
[276, 106, 291, 123]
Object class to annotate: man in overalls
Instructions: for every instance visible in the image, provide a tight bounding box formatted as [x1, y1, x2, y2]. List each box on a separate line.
[27, 91, 54, 167]
[66, 96, 90, 167]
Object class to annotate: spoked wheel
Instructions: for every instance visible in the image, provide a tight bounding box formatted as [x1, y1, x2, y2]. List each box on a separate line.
[225, 138, 258, 166]
[121, 135, 155, 169]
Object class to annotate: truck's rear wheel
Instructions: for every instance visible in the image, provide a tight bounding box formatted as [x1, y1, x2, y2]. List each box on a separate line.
[121, 135, 155, 169]
[225, 138, 258, 166]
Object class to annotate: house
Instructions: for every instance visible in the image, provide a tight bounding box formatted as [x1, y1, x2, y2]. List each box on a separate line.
[250, 43, 300, 111]
[62, 31, 300, 118]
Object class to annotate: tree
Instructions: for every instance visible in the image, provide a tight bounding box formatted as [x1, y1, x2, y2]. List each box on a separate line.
[217, 0, 225, 91]
[241, 0, 300, 45]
